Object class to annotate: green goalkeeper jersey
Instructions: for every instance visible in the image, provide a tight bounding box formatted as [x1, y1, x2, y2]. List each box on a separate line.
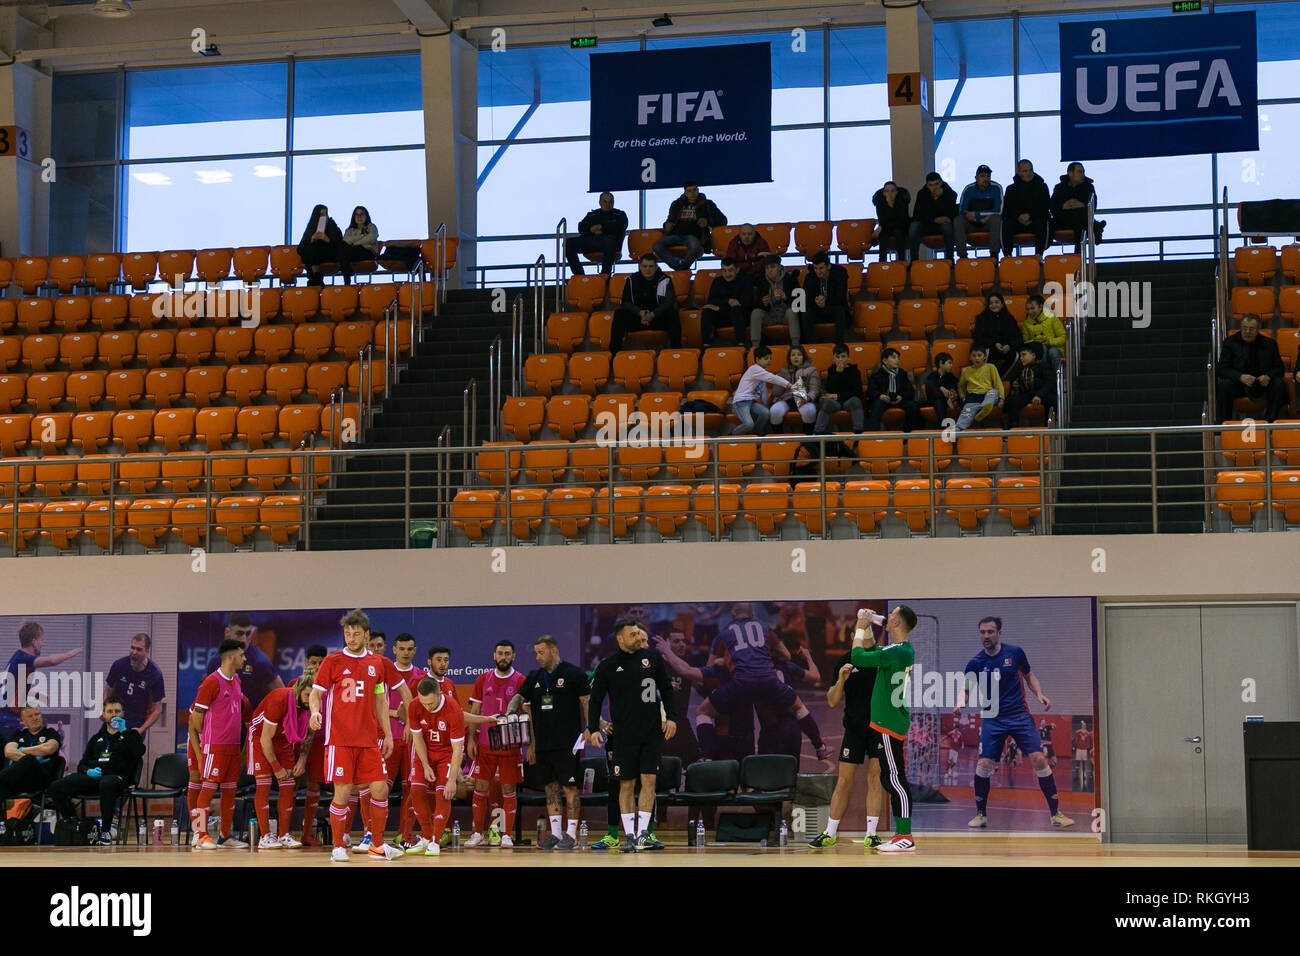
[850, 641, 915, 740]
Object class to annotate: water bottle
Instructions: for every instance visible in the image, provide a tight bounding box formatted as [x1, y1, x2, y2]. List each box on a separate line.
[136, 820, 146, 845]
[0, 821, 7, 840]
[269, 817, 278, 840]
[249, 818, 259, 851]
[152, 819, 163, 845]
[778, 819, 788, 848]
[451, 821, 460, 849]
[170, 819, 178, 846]
[695, 818, 705, 848]
[209, 815, 219, 839]
[578, 821, 588, 849]
[536, 815, 546, 846]
[582, 767, 595, 794]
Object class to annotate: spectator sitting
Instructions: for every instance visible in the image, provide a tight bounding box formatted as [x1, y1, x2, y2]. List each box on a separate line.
[923, 352, 961, 426]
[769, 344, 822, 433]
[815, 343, 865, 434]
[871, 181, 912, 262]
[725, 223, 770, 278]
[955, 345, 1005, 430]
[1022, 293, 1066, 376]
[338, 205, 379, 285]
[1050, 162, 1106, 254]
[610, 254, 681, 354]
[653, 181, 727, 271]
[750, 255, 803, 348]
[731, 345, 790, 436]
[47, 696, 144, 844]
[1003, 346, 1056, 428]
[296, 203, 343, 287]
[956, 164, 1004, 259]
[909, 172, 959, 261]
[0, 704, 62, 804]
[702, 257, 751, 345]
[802, 252, 851, 345]
[1217, 313, 1285, 423]
[973, 292, 1022, 378]
[566, 191, 628, 277]
[1001, 160, 1051, 256]
[865, 347, 921, 432]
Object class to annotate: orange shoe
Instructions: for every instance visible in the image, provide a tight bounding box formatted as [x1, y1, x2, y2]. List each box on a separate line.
[192, 833, 218, 851]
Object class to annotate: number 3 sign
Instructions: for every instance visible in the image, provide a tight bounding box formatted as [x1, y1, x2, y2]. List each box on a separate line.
[0, 126, 31, 161]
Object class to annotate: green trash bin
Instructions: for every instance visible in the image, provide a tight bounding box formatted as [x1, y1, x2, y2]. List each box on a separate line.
[409, 522, 438, 549]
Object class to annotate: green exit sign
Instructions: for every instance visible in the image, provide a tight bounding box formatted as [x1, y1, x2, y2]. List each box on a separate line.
[571, 36, 598, 49]
[1171, 1, 1202, 12]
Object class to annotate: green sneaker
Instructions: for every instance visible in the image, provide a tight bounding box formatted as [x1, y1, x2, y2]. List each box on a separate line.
[807, 832, 837, 849]
[487, 825, 502, 847]
[590, 834, 620, 851]
[864, 834, 883, 849]
[438, 830, 452, 848]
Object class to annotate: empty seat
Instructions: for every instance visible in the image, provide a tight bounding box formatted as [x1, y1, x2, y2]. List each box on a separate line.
[84, 253, 122, 292]
[0, 335, 16, 370]
[954, 257, 995, 295]
[258, 494, 302, 547]
[587, 310, 614, 350]
[225, 365, 266, 406]
[70, 410, 113, 452]
[75, 455, 118, 496]
[896, 299, 940, 338]
[841, 479, 890, 535]
[503, 488, 547, 541]
[1041, 253, 1081, 292]
[1230, 286, 1275, 322]
[26, 371, 67, 412]
[617, 442, 664, 482]
[524, 353, 567, 398]
[158, 249, 196, 286]
[195, 406, 238, 450]
[232, 246, 270, 284]
[195, 247, 233, 284]
[53, 295, 92, 333]
[701, 347, 745, 390]
[792, 480, 840, 537]
[793, 221, 834, 258]
[110, 409, 153, 451]
[89, 294, 129, 332]
[656, 349, 699, 392]
[104, 369, 145, 408]
[998, 255, 1041, 293]
[175, 328, 214, 365]
[39, 500, 87, 551]
[278, 404, 321, 448]
[893, 477, 935, 534]
[215, 495, 261, 548]
[121, 252, 158, 290]
[294, 323, 332, 362]
[853, 301, 894, 340]
[452, 489, 500, 542]
[0, 415, 32, 458]
[358, 282, 399, 320]
[126, 498, 175, 549]
[944, 476, 993, 533]
[320, 285, 359, 322]
[1005, 429, 1045, 472]
[0, 501, 41, 551]
[246, 455, 290, 493]
[941, 297, 982, 338]
[1270, 470, 1300, 526]
[757, 223, 792, 255]
[349, 356, 388, 397]
[135, 329, 173, 367]
[17, 298, 54, 334]
[522, 440, 568, 484]
[14, 257, 49, 295]
[1234, 246, 1278, 286]
[594, 485, 643, 540]
[742, 483, 790, 537]
[858, 436, 905, 475]
[184, 366, 225, 406]
[957, 433, 1003, 473]
[546, 486, 595, 541]
[545, 395, 591, 441]
[1215, 470, 1265, 528]
[612, 350, 655, 394]
[372, 317, 411, 356]
[262, 364, 306, 406]
[65, 371, 106, 411]
[561, 352, 606, 397]
[476, 442, 522, 485]
[213, 326, 254, 365]
[835, 219, 876, 260]
[502, 397, 546, 442]
[643, 484, 692, 538]
[281, 287, 321, 324]
[566, 275, 607, 313]
[0, 372, 24, 412]
[30, 412, 71, 453]
[333, 320, 374, 359]
[866, 261, 907, 299]
[909, 260, 951, 298]
[153, 407, 197, 452]
[0, 454, 34, 496]
[254, 324, 294, 364]
[996, 475, 1042, 531]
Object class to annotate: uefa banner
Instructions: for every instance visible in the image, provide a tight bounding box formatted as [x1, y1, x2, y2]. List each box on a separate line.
[1059, 11, 1257, 160]
[589, 42, 772, 192]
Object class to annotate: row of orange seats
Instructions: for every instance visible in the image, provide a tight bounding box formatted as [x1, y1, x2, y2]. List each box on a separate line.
[452, 475, 1046, 542]
[1231, 245, 1300, 287]
[0, 284, 422, 334]
[0, 324, 407, 374]
[1219, 423, 1300, 466]
[565, 253, 1079, 314]
[0, 240, 456, 295]
[0, 402, 359, 456]
[0, 362, 379, 414]
[1, 495, 303, 552]
[1227, 286, 1300, 327]
[1215, 470, 1300, 527]
[478, 432, 1045, 484]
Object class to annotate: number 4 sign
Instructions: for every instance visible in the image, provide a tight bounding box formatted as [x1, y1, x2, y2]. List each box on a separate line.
[887, 72, 929, 110]
[0, 126, 31, 161]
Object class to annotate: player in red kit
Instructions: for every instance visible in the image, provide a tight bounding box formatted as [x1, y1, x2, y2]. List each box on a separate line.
[308, 609, 403, 862]
[298, 645, 328, 846]
[1073, 721, 1094, 790]
[188, 639, 247, 850]
[464, 640, 526, 848]
[386, 633, 425, 848]
[404, 677, 466, 856]
[248, 675, 315, 848]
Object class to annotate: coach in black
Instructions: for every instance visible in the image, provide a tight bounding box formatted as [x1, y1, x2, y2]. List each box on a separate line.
[512, 634, 590, 850]
[48, 696, 144, 843]
[586, 619, 676, 853]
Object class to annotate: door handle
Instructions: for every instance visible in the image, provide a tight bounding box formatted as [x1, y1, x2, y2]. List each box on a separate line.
[1184, 736, 1201, 743]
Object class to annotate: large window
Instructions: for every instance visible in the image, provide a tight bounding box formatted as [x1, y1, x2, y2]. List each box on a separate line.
[51, 54, 426, 256]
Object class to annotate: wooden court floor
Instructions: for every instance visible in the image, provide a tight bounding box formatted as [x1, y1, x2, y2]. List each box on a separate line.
[3, 837, 1297, 867]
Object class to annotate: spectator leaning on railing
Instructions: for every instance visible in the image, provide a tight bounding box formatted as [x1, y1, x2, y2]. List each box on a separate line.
[47, 696, 143, 844]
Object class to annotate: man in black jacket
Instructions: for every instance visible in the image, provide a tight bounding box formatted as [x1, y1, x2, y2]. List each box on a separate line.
[48, 697, 144, 843]
[611, 254, 681, 354]
[0, 704, 62, 803]
[1050, 162, 1106, 254]
[750, 255, 803, 348]
[1217, 313, 1286, 422]
[908, 172, 959, 261]
[866, 347, 920, 432]
[815, 344, 864, 433]
[803, 252, 851, 345]
[1003, 346, 1056, 427]
[653, 181, 727, 271]
[1002, 160, 1052, 256]
[702, 258, 751, 344]
[566, 192, 628, 276]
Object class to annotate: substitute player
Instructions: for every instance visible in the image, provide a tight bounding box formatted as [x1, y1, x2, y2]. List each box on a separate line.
[807, 648, 885, 850]
[465, 640, 526, 848]
[512, 634, 590, 850]
[958, 616, 1074, 830]
[586, 619, 676, 852]
[248, 675, 313, 848]
[387, 633, 424, 848]
[850, 606, 917, 852]
[188, 638, 247, 850]
[405, 677, 466, 856]
[347, 625, 413, 853]
[299, 645, 328, 846]
[308, 609, 402, 862]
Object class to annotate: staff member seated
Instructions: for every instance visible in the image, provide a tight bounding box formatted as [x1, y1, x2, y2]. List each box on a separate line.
[48, 696, 144, 844]
[0, 704, 63, 804]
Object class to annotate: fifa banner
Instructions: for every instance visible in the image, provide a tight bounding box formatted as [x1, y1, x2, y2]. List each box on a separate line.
[589, 42, 772, 192]
[1059, 11, 1257, 161]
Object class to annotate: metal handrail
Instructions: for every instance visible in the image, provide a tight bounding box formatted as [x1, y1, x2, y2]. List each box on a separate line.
[554, 216, 567, 313]
[530, 253, 545, 354]
[510, 293, 524, 396]
[359, 344, 373, 444]
[434, 221, 447, 318]
[462, 377, 478, 449]
[487, 335, 503, 442]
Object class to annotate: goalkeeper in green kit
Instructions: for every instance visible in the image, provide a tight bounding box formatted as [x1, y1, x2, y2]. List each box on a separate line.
[851, 604, 917, 852]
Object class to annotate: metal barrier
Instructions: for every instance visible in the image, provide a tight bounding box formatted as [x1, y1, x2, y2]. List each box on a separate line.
[433, 221, 447, 318]
[554, 216, 567, 313]
[487, 335, 503, 442]
[462, 377, 478, 451]
[528, 253, 545, 355]
[510, 293, 524, 396]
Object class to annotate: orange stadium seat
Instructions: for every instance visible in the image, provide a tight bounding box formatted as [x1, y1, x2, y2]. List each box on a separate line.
[503, 398, 546, 443]
[39, 500, 87, 552]
[759, 437, 800, 476]
[842, 479, 890, 536]
[1234, 246, 1278, 286]
[260, 494, 302, 547]
[944, 476, 993, 533]
[232, 246, 270, 284]
[693, 481, 741, 537]
[858, 436, 905, 475]
[684, 390, 729, 431]
[0, 300, 13, 334]
[14, 257, 49, 295]
[195, 406, 238, 450]
[0, 414, 33, 458]
[1271, 470, 1300, 526]
[184, 366, 225, 407]
[1005, 429, 1045, 472]
[175, 328, 214, 366]
[89, 294, 128, 332]
[1215, 470, 1265, 528]
[90, 330, 133, 371]
[524, 353, 567, 398]
[225, 365, 266, 406]
[70, 410, 113, 452]
[213, 326, 254, 365]
[657, 349, 699, 392]
[333, 320, 374, 359]
[587, 310, 614, 350]
[111, 409, 153, 452]
[717, 439, 759, 479]
[792, 480, 840, 537]
[544, 487, 594, 541]
[104, 370, 144, 409]
[545, 394, 590, 441]
[701, 225, 735, 258]
[26, 372, 67, 411]
[281, 287, 321, 324]
[215, 495, 261, 548]
[907, 432, 956, 474]
[0, 455, 34, 496]
[397, 281, 432, 316]
[136, 330, 179, 369]
[626, 230, 661, 261]
[0, 373, 22, 411]
[84, 254, 121, 292]
[893, 340, 928, 377]
[1280, 244, 1300, 283]
[757, 223, 792, 255]
[294, 323, 332, 363]
[996, 475, 1042, 532]
[546, 312, 587, 353]
[866, 261, 907, 299]
[373, 316, 410, 356]
[957, 433, 1003, 473]
[171, 498, 210, 549]
[616, 441, 664, 482]
[847, 342, 882, 379]
[160, 452, 204, 493]
[589, 391, 633, 431]
[954, 257, 995, 295]
[1042, 253, 1080, 291]
[18, 297, 53, 334]
[794, 221, 834, 258]
[854, 301, 894, 340]
[452, 489, 499, 543]
[896, 299, 940, 339]
[126, 498, 174, 549]
[642, 485, 691, 539]
[1269, 421, 1300, 467]
[33, 457, 77, 498]
[157, 250, 196, 286]
[0, 336, 15, 372]
[305, 362, 347, 403]
[1231, 286, 1275, 323]
[121, 252, 158, 290]
[265, 364, 307, 405]
[320, 285, 359, 322]
[567, 351, 611, 396]
[693, 269, 719, 307]
[196, 248, 233, 284]
[910, 260, 951, 298]
[476, 443, 522, 486]
[0, 501, 41, 551]
[75, 455, 118, 496]
[128, 293, 164, 330]
[1219, 425, 1264, 467]
[348, 359, 385, 397]
[254, 325, 294, 364]
[594, 486, 642, 540]
[942, 297, 982, 337]
[701, 347, 745, 390]
[801, 344, 833, 378]
[504, 488, 547, 542]
[892, 477, 935, 534]
[662, 443, 707, 481]
[52, 295, 91, 332]
[358, 282, 399, 320]
[742, 483, 789, 537]
[522, 440, 568, 484]
[278, 404, 320, 448]
[208, 454, 247, 493]
[567, 275, 607, 312]
[1277, 288, 1300, 328]
[612, 350, 654, 394]
[153, 407, 197, 452]
[246, 454, 290, 493]
[998, 255, 1041, 294]
[65, 371, 105, 411]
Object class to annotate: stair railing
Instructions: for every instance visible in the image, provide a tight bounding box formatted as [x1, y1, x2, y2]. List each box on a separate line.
[529, 253, 545, 354]
[359, 343, 374, 444]
[511, 293, 524, 396]
[433, 221, 447, 319]
[462, 377, 478, 451]
[435, 424, 451, 544]
[487, 335, 502, 441]
[555, 216, 568, 312]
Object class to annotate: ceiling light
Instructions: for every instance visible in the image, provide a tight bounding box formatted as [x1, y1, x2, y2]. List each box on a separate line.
[91, 0, 134, 18]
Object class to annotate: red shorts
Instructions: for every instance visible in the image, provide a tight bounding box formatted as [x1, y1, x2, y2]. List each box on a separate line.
[471, 750, 523, 785]
[325, 744, 388, 785]
[410, 754, 454, 793]
[247, 729, 296, 778]
[307, 735, 326, 783]
[388, 739, 411, 784]
[199, 744, 242, 784]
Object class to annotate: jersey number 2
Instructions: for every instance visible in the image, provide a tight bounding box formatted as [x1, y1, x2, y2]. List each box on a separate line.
[341, 678, 366, 703]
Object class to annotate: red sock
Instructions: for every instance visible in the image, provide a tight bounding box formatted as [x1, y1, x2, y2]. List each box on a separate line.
[433, 787, 451, 842]
[277, 783, 296, 835]
[187, 782, 203, 832]
[398, 787, 413, 843]
[472, 791, 486, 833]
[503, 791, 517, 834]
[219, 783, 235, 839]
[410, 784, 433, 836]
[346, 792, 360, 832]
[329, 802, 348, 848]
[254, 779, 272, 836]
[302, 790, 320, 839]
[369, 797, 388, 849]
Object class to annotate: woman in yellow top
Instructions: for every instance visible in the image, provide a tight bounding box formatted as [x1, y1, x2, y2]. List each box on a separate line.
[1022, 294, 1066, 375]
[955, 345, 1004, 430]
